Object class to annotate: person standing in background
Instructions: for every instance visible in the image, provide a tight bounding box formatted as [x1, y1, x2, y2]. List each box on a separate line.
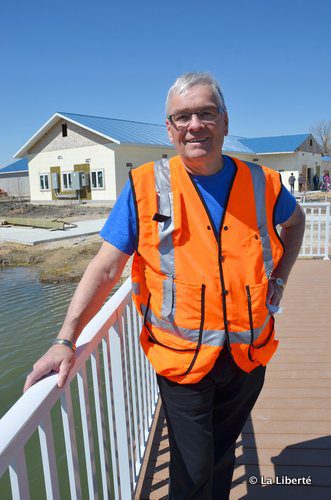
[288, 173, 296, 194]
[298, 173, 305, 193]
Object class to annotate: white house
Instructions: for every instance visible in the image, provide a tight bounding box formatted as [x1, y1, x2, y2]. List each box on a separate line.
[234, 134, 322, 191]
[14, 112, 322, 202]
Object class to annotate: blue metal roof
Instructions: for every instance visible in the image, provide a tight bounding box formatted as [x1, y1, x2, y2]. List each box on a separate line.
[59, 112, 258, 153]
[59, 112, 173, 146]
[223, 136, 255, 154]
[239, 134, 310, 154]
[0, 158, 28, 174]
[321, 156, 331, 162]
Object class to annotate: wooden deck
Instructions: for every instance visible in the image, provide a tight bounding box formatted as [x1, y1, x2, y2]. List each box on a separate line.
[135, 260, 331, 499]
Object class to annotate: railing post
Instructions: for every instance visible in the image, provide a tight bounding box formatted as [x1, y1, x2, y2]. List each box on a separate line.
[38, 414, 60, 500]
[91, 349, 112, 499]
[125, 303, 141, 477]
[109, 319, 132, 499]
[131, 304, 145, 458]
[60, 389, 82, 500]
[324, 203, 330, 260]
[9, 454, 30, 500]
[138, 315, 149, 442]
[77, 366, 98, 500]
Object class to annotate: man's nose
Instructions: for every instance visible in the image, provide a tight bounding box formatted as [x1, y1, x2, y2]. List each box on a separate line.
[187, 113, 204, 131]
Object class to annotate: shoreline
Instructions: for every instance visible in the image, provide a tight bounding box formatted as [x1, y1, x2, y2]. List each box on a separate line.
[0, 200, 134, 283]
[0, 235, 132, 283]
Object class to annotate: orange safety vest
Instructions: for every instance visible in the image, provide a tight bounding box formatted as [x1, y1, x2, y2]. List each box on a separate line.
[130, 155, 284, 384]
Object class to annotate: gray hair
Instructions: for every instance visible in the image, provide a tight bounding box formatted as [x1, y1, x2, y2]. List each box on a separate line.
[166, 72, 227, 115]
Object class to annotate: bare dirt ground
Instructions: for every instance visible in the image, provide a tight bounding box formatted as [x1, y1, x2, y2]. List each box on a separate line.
[0, 199, 133, 283]
[0, 198, 112, 221]
[0, 235, 104, 282]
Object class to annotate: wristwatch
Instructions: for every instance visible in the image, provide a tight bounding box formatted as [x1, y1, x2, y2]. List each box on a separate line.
[270, 277, 286, 289]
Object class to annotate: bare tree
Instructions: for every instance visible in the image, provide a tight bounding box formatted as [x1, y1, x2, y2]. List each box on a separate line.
[311, 120, 331, 156]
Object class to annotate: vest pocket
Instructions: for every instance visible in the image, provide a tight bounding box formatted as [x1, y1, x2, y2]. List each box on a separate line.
[246, 283, 274, 364]
[145, 268, 203, 329]
[249, 316, 279, 365]
[245, 282, 269, 330]
[142, 281, 206, 376]
[246, 284, 278, 366]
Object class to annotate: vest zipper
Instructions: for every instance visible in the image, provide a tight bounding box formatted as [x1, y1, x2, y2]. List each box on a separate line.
[186, 157, 238, 360]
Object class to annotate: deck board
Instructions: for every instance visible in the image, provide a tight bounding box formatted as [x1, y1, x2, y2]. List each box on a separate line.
[135, 260, 331, 499]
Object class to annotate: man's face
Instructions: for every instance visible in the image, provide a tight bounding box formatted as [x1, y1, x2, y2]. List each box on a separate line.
[166, 84, 228, 172]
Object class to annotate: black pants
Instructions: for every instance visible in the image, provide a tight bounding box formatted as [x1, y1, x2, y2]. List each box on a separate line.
[157, 348, 266, 500]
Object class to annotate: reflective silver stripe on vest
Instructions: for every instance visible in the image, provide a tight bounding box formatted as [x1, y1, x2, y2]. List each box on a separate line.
[229, 314, 271, 345]
[142, 304, 226, 346]
[154, 159, 176, 318]
[246, 161, 274, 278]
[142, 304, 271, 348]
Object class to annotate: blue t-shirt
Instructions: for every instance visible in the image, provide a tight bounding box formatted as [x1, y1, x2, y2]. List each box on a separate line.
[100, 156, 296, 255]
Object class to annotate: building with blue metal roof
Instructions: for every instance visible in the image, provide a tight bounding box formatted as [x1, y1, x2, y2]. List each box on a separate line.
[0, 158, 29, 174]
[240, 134, 312, 154]
[14, 112, 323, 202]
[0, 158, 30, 197]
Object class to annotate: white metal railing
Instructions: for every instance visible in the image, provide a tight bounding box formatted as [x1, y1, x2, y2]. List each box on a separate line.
[0, 278, 159, 499]
[299, 202, 330, 259]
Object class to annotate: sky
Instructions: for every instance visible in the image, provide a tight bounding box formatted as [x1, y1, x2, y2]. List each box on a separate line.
[0, 0, 330, 166]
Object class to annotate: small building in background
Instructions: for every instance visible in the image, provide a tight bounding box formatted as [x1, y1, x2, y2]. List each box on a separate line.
[13, 112, 323, 202]
[14, 113, 176, 203]
[236, 134, 322, 192]
[0, 158, 30, 197]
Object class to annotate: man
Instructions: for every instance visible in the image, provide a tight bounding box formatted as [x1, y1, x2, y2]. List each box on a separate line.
[288, 172, 296, 194]
[298, 173, 305, 193]
[313, 173, 320, 191]
[24, 73, 305, 499]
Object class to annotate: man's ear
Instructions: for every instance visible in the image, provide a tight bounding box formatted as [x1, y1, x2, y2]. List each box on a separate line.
[224, 112, 229, 136]
[166, 119, 174, 144]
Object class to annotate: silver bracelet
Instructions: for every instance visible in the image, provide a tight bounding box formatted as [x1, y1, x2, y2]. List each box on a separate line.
[53, 338, 76, 352]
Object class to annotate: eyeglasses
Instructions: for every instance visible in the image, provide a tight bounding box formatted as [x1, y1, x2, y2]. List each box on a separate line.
[167, 107, 222, 129]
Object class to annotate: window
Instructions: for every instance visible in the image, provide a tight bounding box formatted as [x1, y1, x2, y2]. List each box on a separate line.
[310, 139, 313, 147]
[40, 173, 50, 191]
[62, 172, 72, 190]
[62, 124, 68, 137]
[162, 154, 168, 159]
[91, 169, 104, 189]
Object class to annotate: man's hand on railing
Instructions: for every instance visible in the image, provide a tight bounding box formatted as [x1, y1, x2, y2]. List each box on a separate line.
[23, 345, 75, 393]
[23, 242, 129, 394]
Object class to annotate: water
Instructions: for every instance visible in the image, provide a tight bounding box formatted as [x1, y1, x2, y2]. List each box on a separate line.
[0, 267, 120, 498]
[0, 267, 77, 418]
